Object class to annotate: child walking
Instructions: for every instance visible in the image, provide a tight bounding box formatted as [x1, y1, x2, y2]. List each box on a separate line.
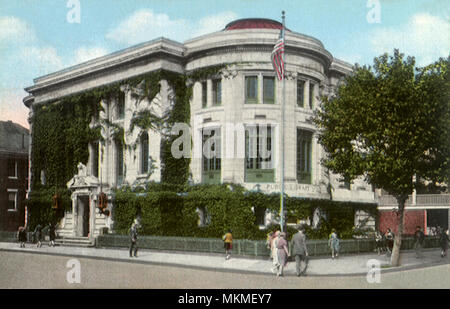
[328, 229, 340, 259]
[223, 229, 233, 260]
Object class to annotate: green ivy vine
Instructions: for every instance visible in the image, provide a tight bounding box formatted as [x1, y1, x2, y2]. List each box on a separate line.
[28, 65, 230, 225]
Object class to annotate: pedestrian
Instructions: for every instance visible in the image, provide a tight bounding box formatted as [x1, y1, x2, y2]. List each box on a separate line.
[48, 223, 56, 247]
[375, 230, 383, 255]
[270, 230, 280, 273]
[328, 229, 340, 259]
[439, 228, 449, 258]
[17, 226, 27, 248]
[275, 232, 289, 277]
[414, 226, 425, 258]
[34, 224, 43, 248]
[129, 222, 138, 257]
[223, 229, 233, 260]
[290, 226, 309, 277]
[385, 228, 394, 255]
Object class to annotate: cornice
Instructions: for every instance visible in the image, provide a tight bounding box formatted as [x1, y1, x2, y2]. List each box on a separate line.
[26, 39, 185, 94]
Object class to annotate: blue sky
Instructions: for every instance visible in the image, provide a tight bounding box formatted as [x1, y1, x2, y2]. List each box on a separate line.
[1, 0, 449, 128]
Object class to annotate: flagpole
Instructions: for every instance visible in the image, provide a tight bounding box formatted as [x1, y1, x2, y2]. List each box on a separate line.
[280, 11, 286, 233]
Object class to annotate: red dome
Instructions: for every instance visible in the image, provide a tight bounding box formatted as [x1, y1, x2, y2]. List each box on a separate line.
[224, 18, 289, 31]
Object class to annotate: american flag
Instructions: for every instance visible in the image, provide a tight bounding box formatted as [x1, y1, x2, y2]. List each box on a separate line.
[271, 28, 285, 81]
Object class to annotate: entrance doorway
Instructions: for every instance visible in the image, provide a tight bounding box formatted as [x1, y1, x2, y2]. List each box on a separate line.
[76, 195, 90, 237]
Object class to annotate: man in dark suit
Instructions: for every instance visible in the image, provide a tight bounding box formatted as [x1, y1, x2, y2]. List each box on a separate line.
[290, 225, 309, 277]
[129, 222, 138, 258]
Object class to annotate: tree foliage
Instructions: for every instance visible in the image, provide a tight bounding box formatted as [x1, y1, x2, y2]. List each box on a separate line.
[314, 50, 450, 264]
[315, 50, 449, 198]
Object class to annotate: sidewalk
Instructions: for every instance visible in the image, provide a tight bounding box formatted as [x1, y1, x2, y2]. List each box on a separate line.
[1, 241, 449, 276]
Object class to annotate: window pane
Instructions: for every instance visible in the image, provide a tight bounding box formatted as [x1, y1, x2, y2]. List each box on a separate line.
[141, 133, 149, 173]
[118, 92, 125, 119]
[297, 80, 305, 107]
[245, 76, 258, 103]
[202, 82, 207, 108]
[212, 80, 221, 105]
[202, 129, 221, 171]
[202, 128, 221, 184]
[246, 125, 273, 170]
[116, 141, 123, 184]
[263, 77, 275, 104]
[8, 192, 16, 210]
[297, 129, 312, 184]
[92, 142, 99, 178]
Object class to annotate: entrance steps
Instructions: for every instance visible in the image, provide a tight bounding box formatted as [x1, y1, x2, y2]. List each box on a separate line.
[55, 236, 95, 247]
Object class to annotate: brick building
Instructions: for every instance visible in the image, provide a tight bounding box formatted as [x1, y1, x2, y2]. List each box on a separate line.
[377, 192, 450, 236]
[0, 121, 29, 231]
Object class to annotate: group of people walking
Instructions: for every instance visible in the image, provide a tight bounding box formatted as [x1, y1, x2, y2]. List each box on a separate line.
[375, 228, 395, 255]
[17, 223, 56, 248]
[375, 226, 449, 259]
[122, 220, 448, 270]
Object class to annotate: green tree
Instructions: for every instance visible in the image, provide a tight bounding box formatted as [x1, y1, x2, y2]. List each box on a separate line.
[314, 50, 450, 266]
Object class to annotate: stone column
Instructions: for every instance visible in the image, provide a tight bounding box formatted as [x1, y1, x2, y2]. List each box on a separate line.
[284, 72, 297, 182]
[304, 80, 310, 109]
[222, 69, 239, 183]
[71, 194, 77, 237]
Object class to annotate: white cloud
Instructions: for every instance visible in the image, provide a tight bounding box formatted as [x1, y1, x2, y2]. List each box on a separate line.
[106, 9, 238, 45]
[370, 13, 450, 66]
[0, 16, 36, 43]
[193, 11, 239, 37]
[72, 46, 109, 65]
[106, 9, 188, 45]
[19, 46, 64, 75]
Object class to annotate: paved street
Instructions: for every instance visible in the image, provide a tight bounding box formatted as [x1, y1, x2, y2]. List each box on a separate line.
[1, 242, 449, 289]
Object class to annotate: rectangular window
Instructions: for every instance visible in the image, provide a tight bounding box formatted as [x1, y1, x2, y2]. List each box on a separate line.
[7, 190, 17, 211]
[263, 76, 275, 104]
[92, 142, 99, 178]
[245, 125, 274, 182]
[297, 80, 305, 107]
[116, 140, 124, 185]
[245, 76, 258, 104]
[8, 160, 17, 178]
[309, 83, 314, 109]
[340, 178, 351, 190]
[117, 92, 125, 119]
[141, 133, 149, 174]
[255, 206, 266, 226]
[212, 79, 222, 106]
[202, 128, 221, 184]
[201, 82, 207, 108]
[297, 129, 312, 184]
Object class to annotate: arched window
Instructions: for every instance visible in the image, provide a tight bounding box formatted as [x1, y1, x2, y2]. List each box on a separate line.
[140, 132, 149, 174]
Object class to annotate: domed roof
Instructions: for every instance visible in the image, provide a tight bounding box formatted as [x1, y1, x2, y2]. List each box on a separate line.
[224, 18, 289, 31]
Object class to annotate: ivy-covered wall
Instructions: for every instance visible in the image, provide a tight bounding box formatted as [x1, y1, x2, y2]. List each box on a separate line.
[27, 66, 225, 230]
[112, 183, 378, 240]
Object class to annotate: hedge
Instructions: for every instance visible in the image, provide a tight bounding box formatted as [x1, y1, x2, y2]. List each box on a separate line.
[111, 184, 378, 240]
